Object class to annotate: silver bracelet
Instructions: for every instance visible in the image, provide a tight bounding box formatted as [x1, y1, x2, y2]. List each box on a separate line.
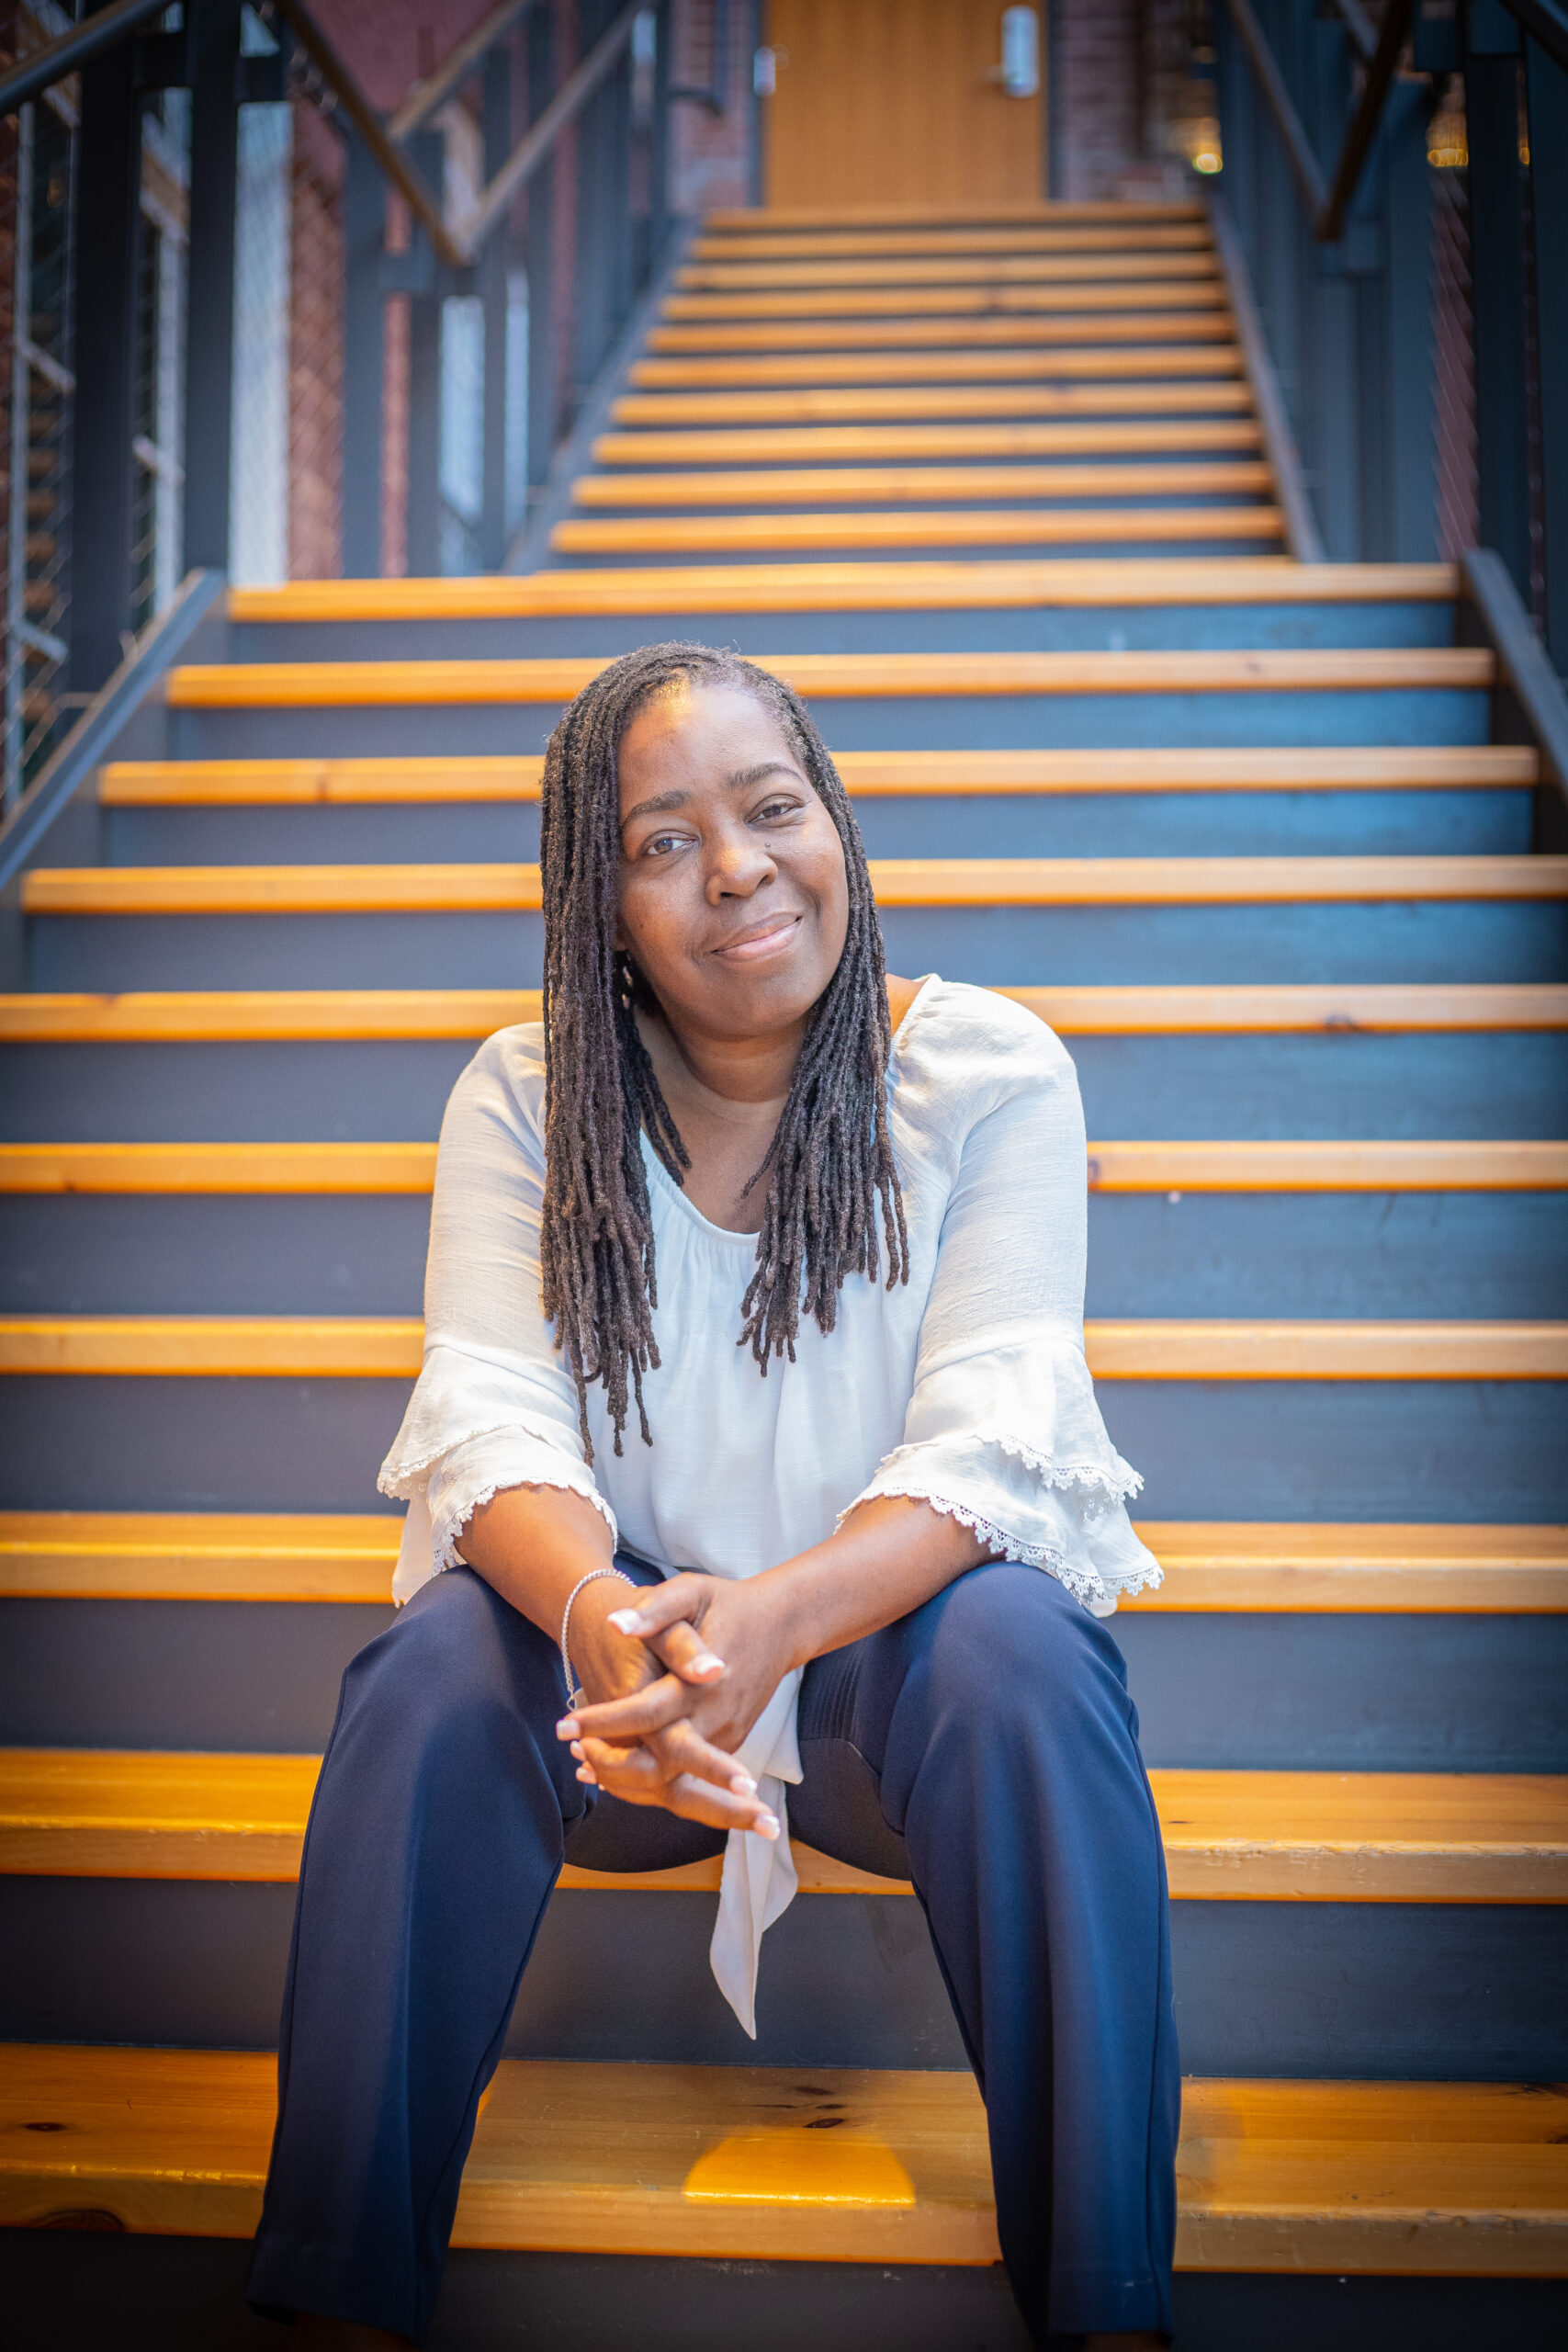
[559, 1566, 635, 1712]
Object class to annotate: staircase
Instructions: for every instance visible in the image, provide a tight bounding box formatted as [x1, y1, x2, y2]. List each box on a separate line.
[2, 199, 1565, 2348]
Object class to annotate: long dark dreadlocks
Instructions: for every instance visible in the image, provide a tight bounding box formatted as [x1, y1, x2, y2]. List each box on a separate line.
[537, 642, 908, 1459]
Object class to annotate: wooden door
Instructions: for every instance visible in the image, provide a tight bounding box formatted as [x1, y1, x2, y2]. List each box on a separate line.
[762, 1, 1046, 209]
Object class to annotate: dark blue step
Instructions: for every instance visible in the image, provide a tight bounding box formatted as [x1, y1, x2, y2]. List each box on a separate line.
[28, 899, 1566, 991]
[1, 1375, 1562, 1520]
[5, 1033, 1564, 1145]
[223, 594, 1458, 660]
[167, 684, 1489, 758]
[101, 785, 1539, 865]
[6, 1190, 1565, 1319]
[3, 1872, 1562, 2080]
[5, 1597, 1562, 1770]
[3, 2232, 1562, 2352]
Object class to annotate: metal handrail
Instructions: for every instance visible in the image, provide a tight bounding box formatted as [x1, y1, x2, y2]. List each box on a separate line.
[385, 0, 535, 141]
[454, 1, 642, 260]
[0, 0, 170, 119]
[1222, 0, 1414, 243]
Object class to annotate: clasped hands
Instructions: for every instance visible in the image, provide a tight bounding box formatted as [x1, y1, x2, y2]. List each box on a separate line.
[555, 1572, 788, 1838]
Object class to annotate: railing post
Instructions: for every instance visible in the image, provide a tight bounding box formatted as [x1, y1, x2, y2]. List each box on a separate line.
[342, 127, 386, 577]
[404, 127, 444, 577]
[479, 39, 513, 571]
[1465, 0, 1533, 606]
[574, 1, 632, 404]
[1526, 31, 1568, 673]
[524, 0, 558, 498]
[182, 0, 243, 572]
[69, 6, 143, 691]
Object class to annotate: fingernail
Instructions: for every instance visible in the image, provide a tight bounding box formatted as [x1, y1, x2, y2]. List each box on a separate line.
[755, 1813, 780, 1839]
[730, 1772, 757, 1793]
[607, 1609, 641, 1633]
[577, 1765, 597, 1784]
[570, 1742, 585, 1760]
[556, 1717, 579, 1738]
[692, 1653, 725, 1676]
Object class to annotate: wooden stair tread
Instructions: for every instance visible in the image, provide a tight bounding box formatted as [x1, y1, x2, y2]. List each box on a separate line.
[646, 320, 1241, 353]
[615, 375, 1243, 425]
[702, 203, 1208, 227]
[97, 746, 1539, 805]
[676, 254, 1223, 288]
[689, 227, 1216, 259]
[632, 334, 1240, 381]
[549, 509, 1286, 552]
[162, 648, 1495, 708]
[570, 461, 1277, 504]
[6, 2043, 1560, 2268]
[0, 1751, 1562, 1899]
[593, 418, 1264, 461]
[5, 983, 1564, 1042]
[6, 1139, 1562, 1199]
[222, 559, 1451, 621]
[22, 854, 1566, 917]
[5, 1510, 1562, 1610]
[660, 287, 1231, 322]
[1, 1314, 1563, 1381]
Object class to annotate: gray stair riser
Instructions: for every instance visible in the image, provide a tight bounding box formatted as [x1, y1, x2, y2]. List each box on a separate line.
[3, 1876, 1563, 2081]
[2, 1376, 1562, 1519]
[7, 1190, 1566, 1320]
[224, 597, 1457, 659]
[167, 686, 1490, 758]
[570, 488, 1275, 519]
[554, 533, 1292, 565]
[30, 900, 1568, 992]
[5, 1598, 1562, 1770]
[104, 786, 1537, 866]
[4, 2235, 1562, 2352]
[6, 1035, 1564, 1145]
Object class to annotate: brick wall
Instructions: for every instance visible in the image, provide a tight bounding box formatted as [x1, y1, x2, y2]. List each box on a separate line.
[668, 0, 752, 216]
[1431, 163, 1479, 560]
[1053, 0, 1198, 201]
[288, 97, 344, 581]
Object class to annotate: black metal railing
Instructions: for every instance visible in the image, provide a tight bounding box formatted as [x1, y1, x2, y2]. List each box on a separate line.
[1203, 0, 1568, 677]
[0, 0, 686, 808]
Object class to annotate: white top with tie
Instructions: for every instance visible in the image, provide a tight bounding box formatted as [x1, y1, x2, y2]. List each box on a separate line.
[380, 975, 1160, 2033]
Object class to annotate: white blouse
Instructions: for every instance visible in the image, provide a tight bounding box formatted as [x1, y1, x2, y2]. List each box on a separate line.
[380, 976, 1159, 2031]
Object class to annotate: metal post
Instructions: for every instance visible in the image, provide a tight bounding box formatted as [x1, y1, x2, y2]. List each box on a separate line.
[574, 0, 631, 399]
[4, 103, 33, 811]
[70, 12, 143, 690]
[182, 0, 243, 571]
[479, 40, 512, 571]
[1466, 3, 1532, 604]
[404, 127, 444, 578]
[524, 0, 557, 494]
[1526, 36, 1568, 673]
[342, 128, 386, 577]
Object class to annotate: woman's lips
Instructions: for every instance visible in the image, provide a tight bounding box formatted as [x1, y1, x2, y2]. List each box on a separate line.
[710, 912, 803, 962]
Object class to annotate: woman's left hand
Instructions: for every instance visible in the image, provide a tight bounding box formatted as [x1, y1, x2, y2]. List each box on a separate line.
[558, 1573, 795, 1803]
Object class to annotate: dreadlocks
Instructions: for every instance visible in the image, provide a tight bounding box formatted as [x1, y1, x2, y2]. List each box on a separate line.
[537, 641, 908, 1460]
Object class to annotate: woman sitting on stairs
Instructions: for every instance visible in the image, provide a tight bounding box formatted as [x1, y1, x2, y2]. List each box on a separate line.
[247, 644, 1179, 2351]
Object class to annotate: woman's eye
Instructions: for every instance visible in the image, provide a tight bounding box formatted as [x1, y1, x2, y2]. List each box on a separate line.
[644, 832, 682, 857]
[756, 797, 795, 821]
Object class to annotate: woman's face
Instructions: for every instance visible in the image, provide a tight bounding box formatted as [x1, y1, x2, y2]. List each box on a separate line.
[615, 678, 850, 1044]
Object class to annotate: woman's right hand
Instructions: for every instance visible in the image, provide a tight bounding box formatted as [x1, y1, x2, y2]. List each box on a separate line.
[563, 1577, 778, 1836]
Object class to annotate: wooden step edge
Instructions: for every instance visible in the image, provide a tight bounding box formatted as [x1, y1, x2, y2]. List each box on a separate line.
[160, 649, 1495, 709]
[5, 2046, 1561, 2273]
[615, 362, 1247, 415]
[568, 461, 1279, 504]
[5, 983, 1564, 1044]
[629, 333, 1244, 379]
[1, 1317, 1563, 1380]
[689, 227, 1217, 257]
[6, 1139, 1562, 1198]
[97, 745, 1539, 805]
[701, 203, 1210, 225]
[658, 289, 1235, 322]
[23, 852, 1562, 917]
[674, 255, 1226, 287]
[4, 1514, 1563, 1610]
[222, 559, 1455, 622]
[1, 1755, 1562, 1900]
[549, 510, 1289, 554]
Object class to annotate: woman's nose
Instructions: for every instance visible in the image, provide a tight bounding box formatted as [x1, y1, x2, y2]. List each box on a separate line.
[705, 830, 774, 899]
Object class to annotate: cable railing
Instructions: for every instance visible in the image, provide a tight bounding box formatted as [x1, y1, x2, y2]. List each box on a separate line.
[0, 0, 683, 810]
[1203, 0, 1567, 677]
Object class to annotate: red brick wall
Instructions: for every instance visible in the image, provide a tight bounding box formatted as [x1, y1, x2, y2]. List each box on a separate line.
[288, 97, 344, 581]
[1431, 164, 1479, 561]
[669, 0, 752, 216]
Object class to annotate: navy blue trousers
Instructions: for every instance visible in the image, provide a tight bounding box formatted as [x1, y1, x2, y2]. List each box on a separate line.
[247, 1557, 1178, 2345]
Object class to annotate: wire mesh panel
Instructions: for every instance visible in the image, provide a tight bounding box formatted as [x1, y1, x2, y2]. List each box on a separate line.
[3, 70, 76, 817]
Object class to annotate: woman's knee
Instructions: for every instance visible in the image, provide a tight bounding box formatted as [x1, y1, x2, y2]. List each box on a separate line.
[339, 1564, 558, 1768]
[919, 1560, 1128, 1727]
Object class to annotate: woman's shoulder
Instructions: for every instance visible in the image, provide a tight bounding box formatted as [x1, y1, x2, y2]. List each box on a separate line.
[897, 977, 1076, 1089]
[440, 1022, 549, 1153]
